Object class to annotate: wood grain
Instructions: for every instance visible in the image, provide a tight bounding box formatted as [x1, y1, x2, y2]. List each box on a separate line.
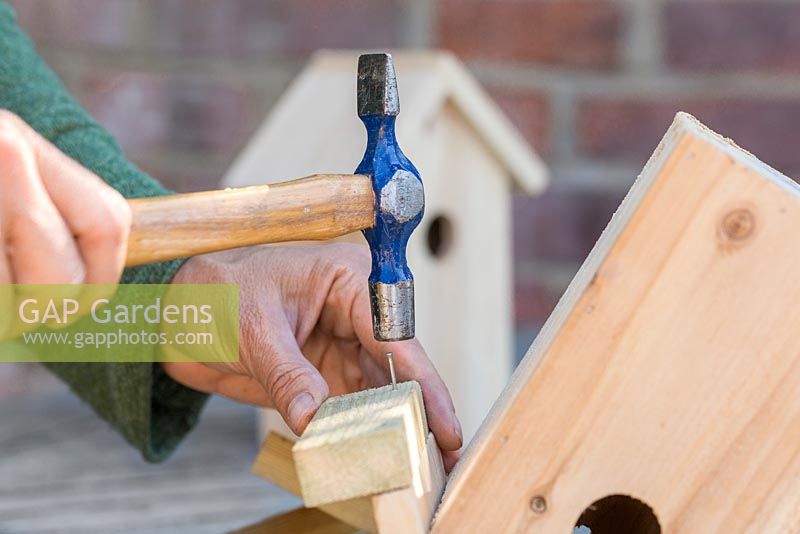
[372, 432, 446, 534]
[126, 174, 374, 266]
[251, 432, 377, 533]
[251, 430, 445, 534]
[228, 507, 355, 534]
[434, 112, 800, 532]
[293, 381, 428, 508]
[251, 432, 302, 495]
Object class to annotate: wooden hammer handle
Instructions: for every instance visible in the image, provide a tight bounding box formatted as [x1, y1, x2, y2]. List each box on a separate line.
[126, 174, 374, 266]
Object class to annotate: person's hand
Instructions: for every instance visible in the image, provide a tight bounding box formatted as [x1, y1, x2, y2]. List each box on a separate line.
[0, 110, 131, 284]
[163, 244, 463, 468]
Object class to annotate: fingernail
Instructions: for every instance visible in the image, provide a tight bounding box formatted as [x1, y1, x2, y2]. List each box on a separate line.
[288, 392, 317, 433]
[452, 413, 463, 445]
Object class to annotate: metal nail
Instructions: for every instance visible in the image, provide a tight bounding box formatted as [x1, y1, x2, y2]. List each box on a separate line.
[387, 352, 397, 390]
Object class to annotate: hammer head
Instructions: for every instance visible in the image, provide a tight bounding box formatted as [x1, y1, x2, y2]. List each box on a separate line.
[355, 53, 424, 342]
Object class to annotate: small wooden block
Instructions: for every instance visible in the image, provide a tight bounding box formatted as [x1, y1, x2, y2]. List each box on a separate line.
[293, 381, 428, 507]
[372, 431, 447, 534]
[252, 432, 378, 532]
[251, 432, 301, 495]
[228, 507, 355, 534]
[252, 430, 446, 534]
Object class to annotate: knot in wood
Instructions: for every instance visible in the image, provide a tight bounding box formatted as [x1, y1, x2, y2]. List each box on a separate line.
[721, 209, 755, 241]
[530, 495, 547, 514]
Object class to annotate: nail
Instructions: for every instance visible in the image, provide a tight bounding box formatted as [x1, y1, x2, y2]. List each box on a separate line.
[387, 351, 397, 390]
[287, 392, 317, 433]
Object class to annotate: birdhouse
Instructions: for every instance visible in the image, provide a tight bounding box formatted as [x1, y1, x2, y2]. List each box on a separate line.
[223, 50, 548, 442]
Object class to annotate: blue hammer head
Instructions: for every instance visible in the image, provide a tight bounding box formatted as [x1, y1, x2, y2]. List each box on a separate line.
[355, 53, 424, 342]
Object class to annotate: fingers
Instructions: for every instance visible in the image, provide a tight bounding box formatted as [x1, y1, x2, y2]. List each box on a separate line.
[360, 344, 464, 470]
[0, 111, 130, 285]
[6, 201, 84, 283]
[213, 373, 273, 406]
[393, 339, 463, 452]
[0, 247, 12, 339]
[351, 288, 463, 452]
[244, 309, 330, 435]
[0, 229, 11, 285]
[0, 126, 85, 284]
[441, 449, 461, 474]
[29, 122, 131, 284]
[162, 362, 273, 407]
[359, 348, 390, 386]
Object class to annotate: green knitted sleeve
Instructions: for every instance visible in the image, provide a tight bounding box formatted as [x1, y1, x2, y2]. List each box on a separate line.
[0, 2, 209, 461]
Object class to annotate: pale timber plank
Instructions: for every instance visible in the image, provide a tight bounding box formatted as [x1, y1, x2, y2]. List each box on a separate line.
[434, 112, 800, 532]
[252, 432, 302, 495]
[228, 507, 355, 534]
[293, 381, 427, 508]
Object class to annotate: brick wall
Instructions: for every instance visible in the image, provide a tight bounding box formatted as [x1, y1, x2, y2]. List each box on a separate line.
[9, 0, 800, 354]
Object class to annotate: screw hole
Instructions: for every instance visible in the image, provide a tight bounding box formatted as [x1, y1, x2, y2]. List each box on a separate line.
[426, 214, 454, 258]
[575, 494, 660, 534]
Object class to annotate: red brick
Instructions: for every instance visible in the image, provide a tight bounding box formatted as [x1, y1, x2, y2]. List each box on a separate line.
[80, 72, 257, 157]
[514, 280, 563, 326]
[149, 0, 410, 57]
[513, 188, 625, 264]
[666, 3, 800, 73]
[135, 160, 226, 194]
[578, 98, 800, 174]
[438, 0, 623, 69]
[490, 89, 552, 158]
[9, 0, 136, 49]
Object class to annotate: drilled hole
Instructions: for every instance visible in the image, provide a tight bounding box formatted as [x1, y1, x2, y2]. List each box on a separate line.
[574, 494, 661, 534]
[426, 214, 454, 258]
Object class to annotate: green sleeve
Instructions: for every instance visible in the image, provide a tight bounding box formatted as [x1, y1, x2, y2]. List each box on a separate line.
[0, 2, 209, 461]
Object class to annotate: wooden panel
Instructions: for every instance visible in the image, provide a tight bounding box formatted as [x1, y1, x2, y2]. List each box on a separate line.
[293, 381, 427, 507]
[434, 113, 800, 532]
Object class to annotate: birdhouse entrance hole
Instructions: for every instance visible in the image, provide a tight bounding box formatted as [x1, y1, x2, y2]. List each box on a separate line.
[574, 494, 661, 534]
[426, 214, 454, 258]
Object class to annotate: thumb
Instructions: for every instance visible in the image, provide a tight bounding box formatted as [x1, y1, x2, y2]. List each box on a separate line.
[248, 324, 329, 436]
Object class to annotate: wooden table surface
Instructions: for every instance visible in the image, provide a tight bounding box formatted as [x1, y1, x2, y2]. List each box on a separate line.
[0, 383, 297, 533]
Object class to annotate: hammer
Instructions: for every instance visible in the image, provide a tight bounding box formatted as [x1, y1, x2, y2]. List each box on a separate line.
[126, 53, 424, 342]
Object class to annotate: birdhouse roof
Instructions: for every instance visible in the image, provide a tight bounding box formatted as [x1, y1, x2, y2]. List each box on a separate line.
[225, 50, 547, 193]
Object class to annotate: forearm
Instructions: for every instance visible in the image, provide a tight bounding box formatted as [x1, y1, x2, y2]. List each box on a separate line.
[0, 2, 182, 283]
[0, 2, 208, 461]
